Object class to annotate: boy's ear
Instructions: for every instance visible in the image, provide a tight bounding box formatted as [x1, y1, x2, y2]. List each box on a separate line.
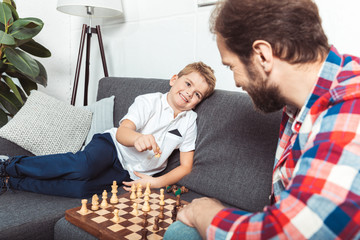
[169, 74, 178, 86]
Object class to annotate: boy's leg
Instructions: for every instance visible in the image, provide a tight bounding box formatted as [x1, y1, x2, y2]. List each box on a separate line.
[163, 221, 202, 240]
[6, 133, 117, 181]
[9, 160, 131, 198]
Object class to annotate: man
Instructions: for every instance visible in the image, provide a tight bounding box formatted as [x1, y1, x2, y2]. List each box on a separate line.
[164, 0, 360, 239]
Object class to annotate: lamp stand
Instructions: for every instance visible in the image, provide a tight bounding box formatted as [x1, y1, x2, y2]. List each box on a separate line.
[71, 24, 109, 106]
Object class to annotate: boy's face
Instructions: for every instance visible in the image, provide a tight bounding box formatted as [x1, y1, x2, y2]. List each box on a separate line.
[167, 71, 209, 116]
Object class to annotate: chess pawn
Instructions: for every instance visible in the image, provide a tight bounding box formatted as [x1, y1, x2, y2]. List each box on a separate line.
[142, 199, 151, 212]
[100, 190, 108, 208]
[131, 202, 139, 216]
[144, 182, 151, 195]
[160, 188, 164, 196]
[130, 184, 137, 200]
[158, 205, 164, 219]
[159, 194, 165, 206]
[91, 194, 99, 211]
[79, 199, 88, 214]
[136, 184, 143, 198]
[110, 181, 119, 204]
[153, 216, 160, 231]
[111, 209, 120, 223]
[143, 192, 150, 201]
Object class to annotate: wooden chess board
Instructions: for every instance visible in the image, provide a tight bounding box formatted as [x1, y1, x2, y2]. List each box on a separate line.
[65, 191, 188, 240]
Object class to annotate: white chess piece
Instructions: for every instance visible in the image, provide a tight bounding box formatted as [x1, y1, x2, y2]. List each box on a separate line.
[130, 184, 137, 200]
[91, 194, 99, 210]
[110, 181, 119, 204]
[111, 209, 120, 223]
[159, 194, 165, 206]
[79, 199, 88, 214]
[100, 190, 108, 208]
[131, 202, 138, 216]
[136, 184, 142, 198]
[145, 182, 151, 195]
[142, 199, 151, 212]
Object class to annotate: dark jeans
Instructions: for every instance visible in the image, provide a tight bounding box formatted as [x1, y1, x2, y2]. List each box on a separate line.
[6, 133, 131, 198]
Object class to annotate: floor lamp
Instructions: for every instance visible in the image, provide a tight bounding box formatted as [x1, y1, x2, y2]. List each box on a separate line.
[56, 0, 123, 106]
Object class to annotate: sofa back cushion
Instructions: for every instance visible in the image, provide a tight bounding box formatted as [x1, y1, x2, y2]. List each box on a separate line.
[97, 77, 282, 212]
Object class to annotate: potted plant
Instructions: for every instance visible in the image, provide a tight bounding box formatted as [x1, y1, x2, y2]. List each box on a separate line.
[0, 0, 51, 127]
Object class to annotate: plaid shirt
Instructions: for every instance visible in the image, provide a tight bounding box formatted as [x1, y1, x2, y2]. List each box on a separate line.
[207, 46, 360, 239]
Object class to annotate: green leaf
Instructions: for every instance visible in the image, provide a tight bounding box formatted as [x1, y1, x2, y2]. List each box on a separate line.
[19, 39, 51, 58]
[9, 17, 43, 40]
[4, 47, 39, 77]
[0, 29, 15, 45]
[0, 108, 8, 127]
[4, 1, 18, 21]
[33, 60, 47, 87]
[0, 2, 12, 26]
[18, 76, 37, 95]
[2, 74, 23, 104]
[0, 80, 21, 115]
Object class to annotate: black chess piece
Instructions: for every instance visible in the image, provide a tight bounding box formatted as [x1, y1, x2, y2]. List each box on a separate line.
[153, 216, 159, 231]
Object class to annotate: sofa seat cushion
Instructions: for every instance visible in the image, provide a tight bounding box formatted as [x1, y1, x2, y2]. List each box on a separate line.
[0, 190, 80, 240]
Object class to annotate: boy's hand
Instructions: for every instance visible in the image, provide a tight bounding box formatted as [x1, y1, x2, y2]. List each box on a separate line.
[122, 171, 159, 191]
[134, 134, 161, 155]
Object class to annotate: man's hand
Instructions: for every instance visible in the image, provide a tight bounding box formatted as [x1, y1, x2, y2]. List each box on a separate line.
[122, 171, 160, 191]
[134, 134, 161, 155]
[177, 197, 225, 238]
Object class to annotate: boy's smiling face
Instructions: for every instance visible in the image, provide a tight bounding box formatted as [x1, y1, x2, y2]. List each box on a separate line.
[167, 71, 209, 117]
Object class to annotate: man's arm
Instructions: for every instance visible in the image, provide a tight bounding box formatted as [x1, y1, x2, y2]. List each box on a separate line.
[177, 198, 225, 239]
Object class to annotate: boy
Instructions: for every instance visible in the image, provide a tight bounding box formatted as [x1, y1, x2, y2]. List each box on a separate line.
[0, 62, 216, 198]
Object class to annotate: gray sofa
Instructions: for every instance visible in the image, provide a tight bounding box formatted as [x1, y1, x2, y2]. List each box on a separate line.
[0, 77, 282, 240]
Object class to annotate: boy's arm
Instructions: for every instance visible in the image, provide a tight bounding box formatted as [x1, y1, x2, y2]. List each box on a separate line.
[154, 150, 194, 188]
[116, 119, 160, 153]
[123, 151, 194, 190]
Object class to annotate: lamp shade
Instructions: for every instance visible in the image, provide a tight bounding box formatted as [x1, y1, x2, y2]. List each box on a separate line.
[57, 0, 123, 18]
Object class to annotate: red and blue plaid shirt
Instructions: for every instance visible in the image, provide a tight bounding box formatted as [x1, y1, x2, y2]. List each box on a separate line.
[207, 46, 360, 239]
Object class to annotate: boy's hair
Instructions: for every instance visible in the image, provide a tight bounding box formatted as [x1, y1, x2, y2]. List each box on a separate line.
[178, 61, 216, 98]
[210, 0, 330, 65]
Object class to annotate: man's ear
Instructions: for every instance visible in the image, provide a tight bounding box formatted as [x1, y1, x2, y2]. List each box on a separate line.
[169, 74, 178, 86]
[252, 40, 273, 73]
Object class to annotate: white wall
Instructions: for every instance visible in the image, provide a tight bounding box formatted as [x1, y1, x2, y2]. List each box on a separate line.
[15, 0, 360, 106]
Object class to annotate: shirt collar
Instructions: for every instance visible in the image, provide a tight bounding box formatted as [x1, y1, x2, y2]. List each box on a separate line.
[162, 92, 188, 118]
[286, 45, 342, 131]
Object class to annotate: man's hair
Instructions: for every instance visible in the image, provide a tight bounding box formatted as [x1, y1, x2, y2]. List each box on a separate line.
[178, 61, 216, 98]
[210, 0, 330, 64]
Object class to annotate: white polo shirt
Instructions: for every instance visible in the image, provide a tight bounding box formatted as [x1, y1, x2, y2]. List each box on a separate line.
[105, 92, 197, 180]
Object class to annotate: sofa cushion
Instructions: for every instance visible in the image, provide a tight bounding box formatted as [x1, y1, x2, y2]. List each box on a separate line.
[0, 190, 80, 240]
[83, 95, 115, 146]
[0, 90, 92, 155]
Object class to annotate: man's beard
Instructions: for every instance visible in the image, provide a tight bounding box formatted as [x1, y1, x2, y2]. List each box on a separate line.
[245, 65, 286, 113]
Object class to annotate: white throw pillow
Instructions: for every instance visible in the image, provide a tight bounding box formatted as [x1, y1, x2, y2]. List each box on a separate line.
[0, 90, 92, 155]
[83, 96, 115, 145]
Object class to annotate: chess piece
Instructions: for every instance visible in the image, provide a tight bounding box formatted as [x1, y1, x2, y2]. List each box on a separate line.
[144, 182, 151, 195]
[131, 202, 139, 216]
[153, 216, 159, 231]
[79, 199, 88, 214]
[166, 185, 174, 193]
[180, 186, 189, 194]
[142, 214, 148, 228]
[142, 199, 151, 212]
[143, 192, 150, 201]
[137, 183, 143, 198]
[111, 209, 120, 223]
[130, 184, 137, 200]
[160, 188, 164, 196]
[158, 205, 164, 220]
[100, 190, 108, 208]
[141, 228, 148, 240]
[159, 194, 165, 206]
[110, 181, 119, 204]
[171, 204, 177, 222]
[176, 194, 181, 207]
[91, 194, 99, 211]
